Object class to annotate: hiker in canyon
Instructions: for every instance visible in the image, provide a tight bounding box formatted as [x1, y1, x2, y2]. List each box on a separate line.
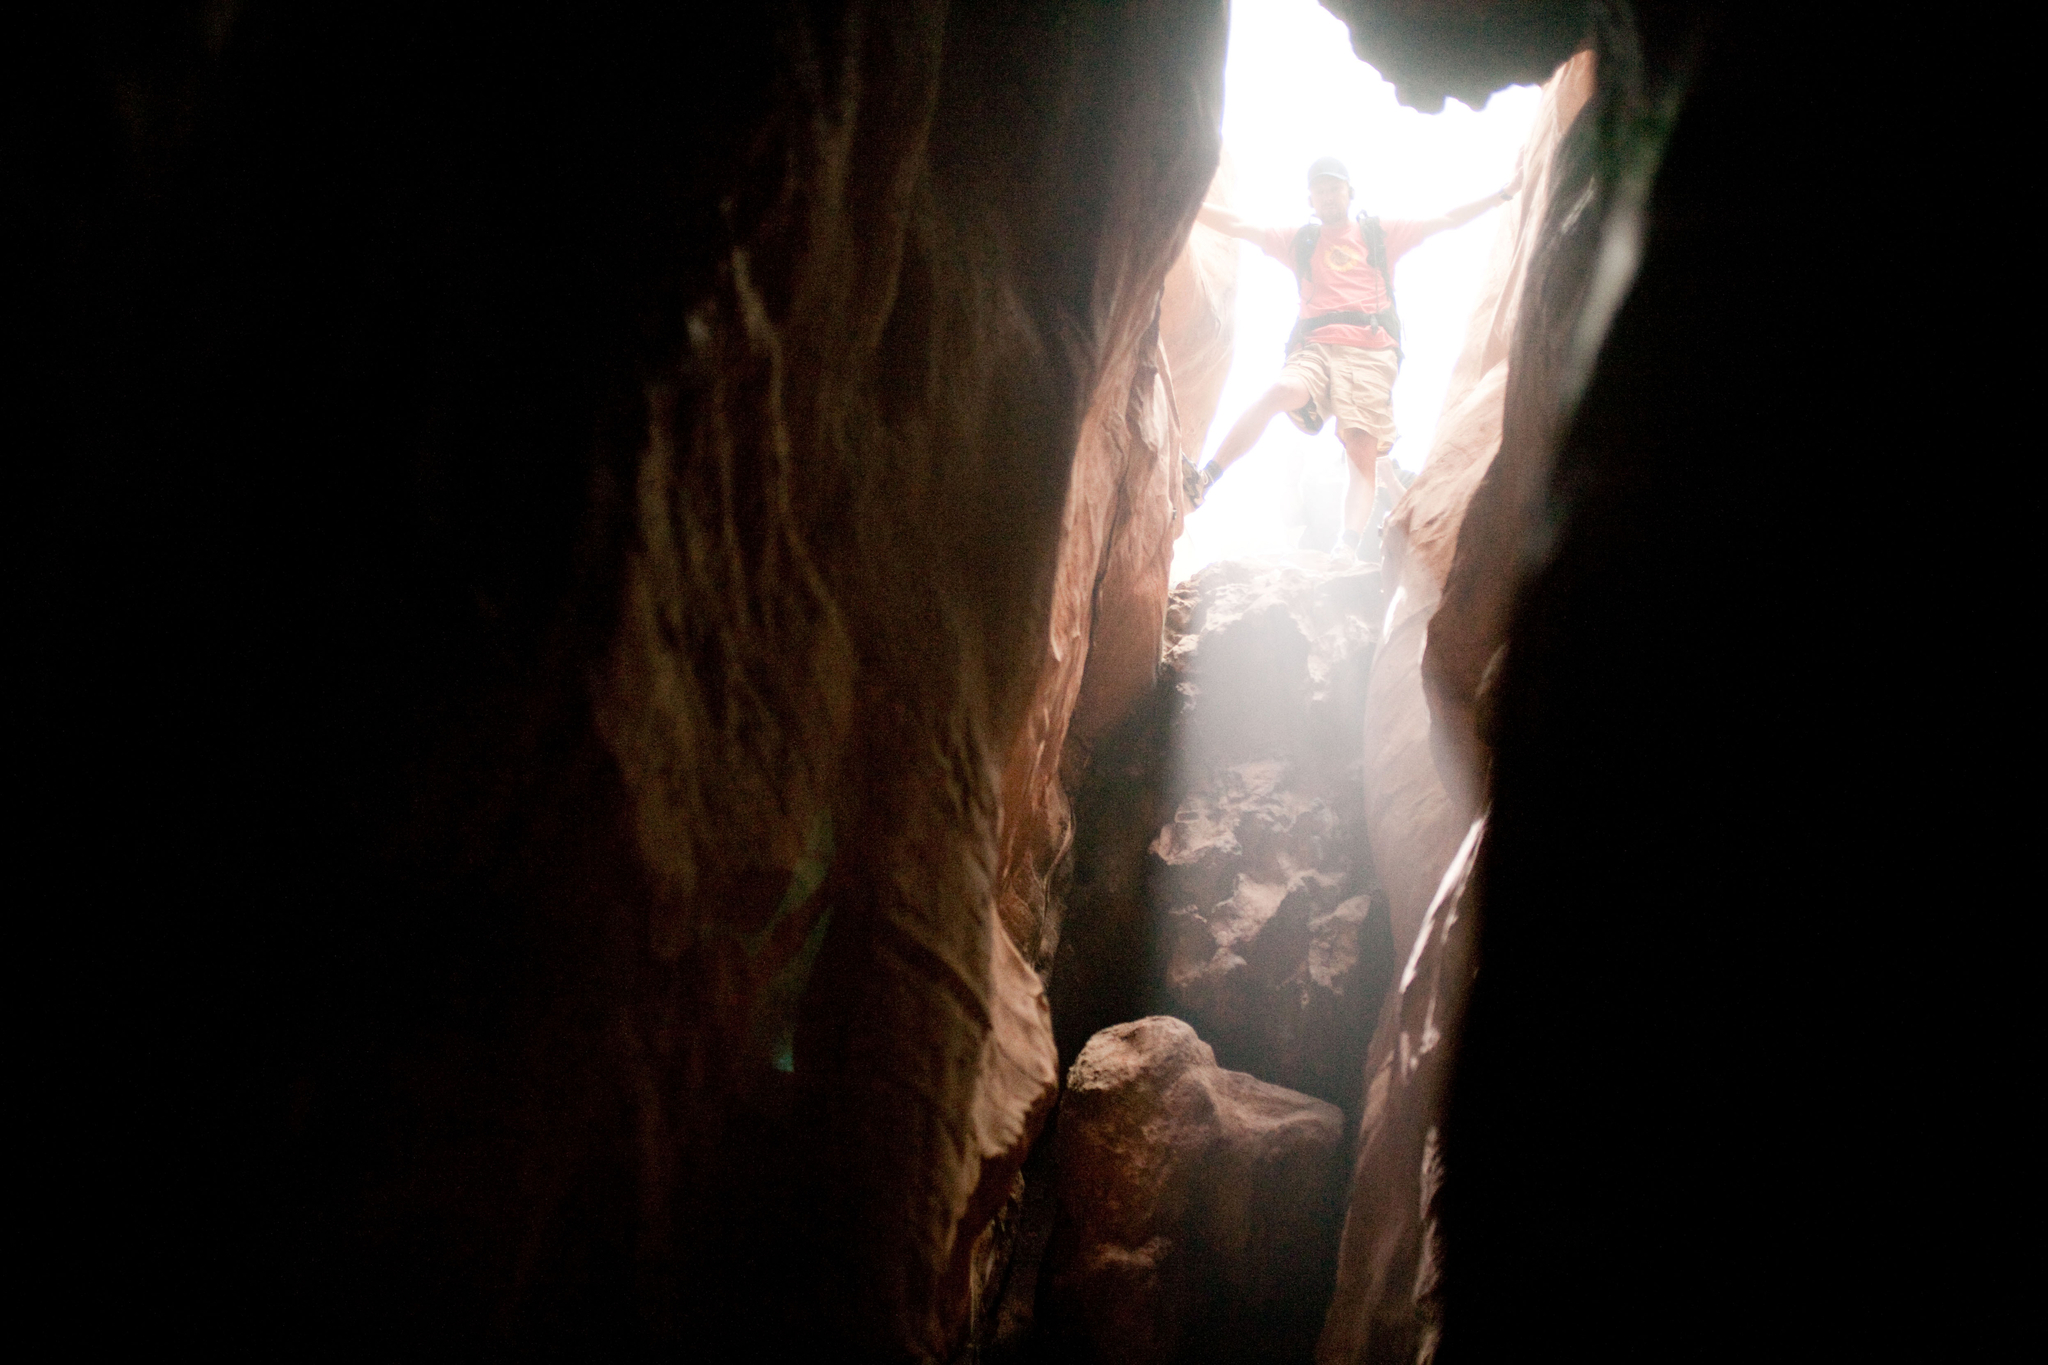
[1185, 156, 1520, 557]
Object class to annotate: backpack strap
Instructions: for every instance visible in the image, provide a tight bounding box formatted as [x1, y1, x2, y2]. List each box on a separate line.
[1292, 222, 1321, 287]
[1357, 213, 1402, 363]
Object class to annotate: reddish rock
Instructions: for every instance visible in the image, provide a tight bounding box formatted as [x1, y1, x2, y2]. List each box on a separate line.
[935, 912, 1062, 1351]
[996, 155, 1242, 977]
[69, 3, 1233, 1355]
[1042, 1016, 1348, 1365]
[994, 318, 1184, 970]
[976, 140, 1237, 1364]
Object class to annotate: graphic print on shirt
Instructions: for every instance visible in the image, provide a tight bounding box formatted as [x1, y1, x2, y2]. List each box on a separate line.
[1321, 240, 1363, 275]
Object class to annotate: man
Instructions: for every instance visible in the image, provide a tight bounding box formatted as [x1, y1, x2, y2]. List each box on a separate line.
[1187, 156, 1521, 557]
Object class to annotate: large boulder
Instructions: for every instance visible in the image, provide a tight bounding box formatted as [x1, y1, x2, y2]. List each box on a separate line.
[1151, 758, 1383, 1114]
[1040, 1017, 1348, 1365]
[1054, 553, 1396, 1118]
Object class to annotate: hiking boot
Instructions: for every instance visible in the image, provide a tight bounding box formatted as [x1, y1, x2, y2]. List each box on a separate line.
[1181, 458, 1218, 509]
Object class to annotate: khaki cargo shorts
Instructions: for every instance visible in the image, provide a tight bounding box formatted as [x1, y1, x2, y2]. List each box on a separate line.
[1282, 341, 1399, 463]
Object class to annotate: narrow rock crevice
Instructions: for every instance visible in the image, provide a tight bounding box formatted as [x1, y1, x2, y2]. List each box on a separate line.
[47, 2, 1877, 1359]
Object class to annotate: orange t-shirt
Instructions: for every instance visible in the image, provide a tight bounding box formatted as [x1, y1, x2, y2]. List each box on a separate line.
[1257, 217, 1430, 350]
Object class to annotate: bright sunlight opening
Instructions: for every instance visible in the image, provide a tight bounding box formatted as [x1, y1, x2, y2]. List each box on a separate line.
[1172, 0, 1543, 582]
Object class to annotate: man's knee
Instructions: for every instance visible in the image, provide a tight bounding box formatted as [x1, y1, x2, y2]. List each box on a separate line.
[1341, 429, 1386, 472]
[1269, 374, 1311, 410]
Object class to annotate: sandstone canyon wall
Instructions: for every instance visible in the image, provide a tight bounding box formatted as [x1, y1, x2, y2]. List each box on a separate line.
[50, 3, 1229, 1357]
[994, 158, 1238, 976]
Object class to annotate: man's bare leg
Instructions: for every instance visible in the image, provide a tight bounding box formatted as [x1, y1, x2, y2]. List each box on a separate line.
[1204, 374, 1313, 481]
[1341, 428, 1384, 532]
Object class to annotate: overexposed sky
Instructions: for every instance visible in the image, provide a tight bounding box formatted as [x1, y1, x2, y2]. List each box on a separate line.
[1172, 0, 1542, 581]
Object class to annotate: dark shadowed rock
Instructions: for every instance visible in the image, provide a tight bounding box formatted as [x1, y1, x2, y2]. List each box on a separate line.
[1040, 1017, 1347, 1365]
[1318, 54, 1594, 1363]
[52, 3, 1231, 1356]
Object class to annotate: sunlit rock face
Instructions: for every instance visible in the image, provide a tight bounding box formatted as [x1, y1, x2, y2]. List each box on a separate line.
[1158, 153, 1241, 479]
[1039, 1016, 1348, 1365]
[1052, 554, 1395, 1118]
[1316, 820, 1484, 1365]
[979, 146, 1237, 1355]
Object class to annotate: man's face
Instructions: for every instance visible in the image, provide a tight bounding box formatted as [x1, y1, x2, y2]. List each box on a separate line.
[1309, 175, 1352, 224]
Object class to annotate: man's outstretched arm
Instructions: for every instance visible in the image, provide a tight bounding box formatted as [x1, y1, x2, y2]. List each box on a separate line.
[1411, 163, 1525, 240]
[1195, 203, 1267, 243]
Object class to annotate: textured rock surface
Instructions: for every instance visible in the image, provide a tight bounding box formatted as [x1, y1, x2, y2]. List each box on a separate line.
[50, 3, 1230, 1356]
[1053, 554, 1395, 1118]
[1041, 1017, 1348, 1365]
[994, 298, 1185, 970]
[1414, 50, 1599, 794]
[993, 149, 1238, 982]
[978, 148, 1238, 1354]
[1150, 756, 1383, 1116]
[940, 916, 1063, 1344]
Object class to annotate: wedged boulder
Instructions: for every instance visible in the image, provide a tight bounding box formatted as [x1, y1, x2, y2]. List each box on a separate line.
[1161, 554, 1382, 779]
[1053, 553, 1395, 1116]
[1041, 1017, 1347, 1365]
[1152, 761, 1385, 1112]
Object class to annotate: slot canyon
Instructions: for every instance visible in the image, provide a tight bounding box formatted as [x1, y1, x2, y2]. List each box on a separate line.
[43, 1, 1914, 1359]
